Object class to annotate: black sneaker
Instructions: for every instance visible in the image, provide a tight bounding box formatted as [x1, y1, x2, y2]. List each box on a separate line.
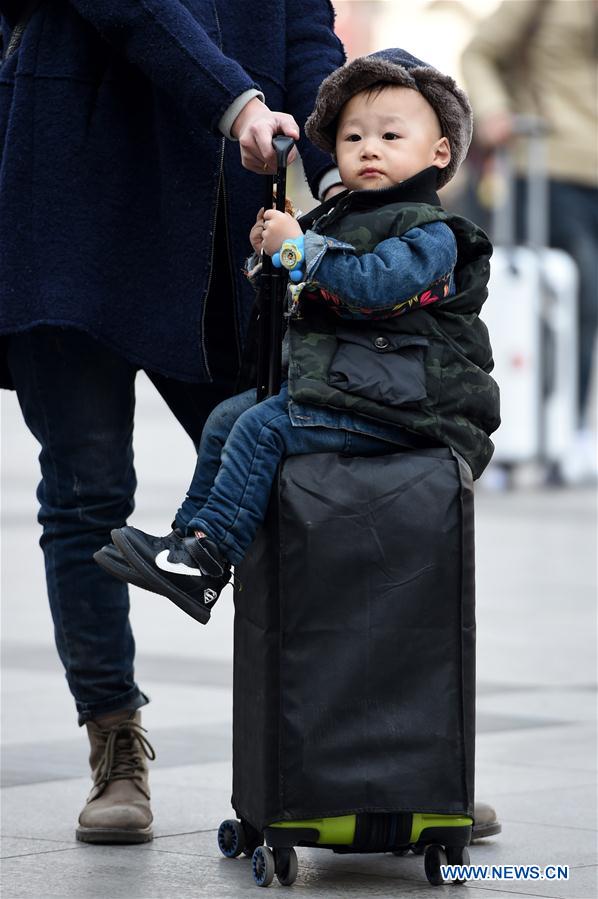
[93, 543, 153, 592]
[111, 526, 231, 625]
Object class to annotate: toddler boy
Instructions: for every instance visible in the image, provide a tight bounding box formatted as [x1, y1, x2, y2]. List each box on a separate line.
[95, 49, 499, 623]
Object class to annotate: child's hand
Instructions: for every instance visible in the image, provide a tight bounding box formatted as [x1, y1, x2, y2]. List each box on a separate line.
[262, 209, 302, 257]
[249, 207, 266, 254]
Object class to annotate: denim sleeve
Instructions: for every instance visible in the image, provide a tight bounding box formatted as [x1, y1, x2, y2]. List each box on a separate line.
[302, 221, 457, 319]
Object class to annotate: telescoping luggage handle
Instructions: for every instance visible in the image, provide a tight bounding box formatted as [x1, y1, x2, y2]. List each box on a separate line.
[492, 114, 551, 250]
[256, 135, 295, 402]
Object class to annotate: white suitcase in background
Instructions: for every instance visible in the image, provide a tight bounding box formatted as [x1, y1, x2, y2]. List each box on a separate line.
[485, 246, 578, 467]
[481, 120, 579, 473]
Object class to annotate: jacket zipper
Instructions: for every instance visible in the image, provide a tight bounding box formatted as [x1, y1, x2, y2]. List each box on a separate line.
[200, 1, 223, 381]
[2, 24, 24, 60]
[220, 169, 242, 369]
[199, 142, 225, 383]
[199, 1, 239, 380]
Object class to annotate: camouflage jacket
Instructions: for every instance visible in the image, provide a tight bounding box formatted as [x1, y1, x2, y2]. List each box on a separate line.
[288, 167, 500, 478]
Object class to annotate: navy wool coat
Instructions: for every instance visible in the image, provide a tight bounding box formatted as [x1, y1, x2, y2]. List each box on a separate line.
[0, 0, 344, 384]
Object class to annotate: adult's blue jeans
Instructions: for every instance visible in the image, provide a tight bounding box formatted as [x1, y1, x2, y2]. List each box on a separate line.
[6, 326, 238, 724]
[175, 384, 390, 565]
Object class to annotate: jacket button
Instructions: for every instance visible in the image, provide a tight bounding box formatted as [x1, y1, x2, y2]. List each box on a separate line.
[374, 336, 390, 349]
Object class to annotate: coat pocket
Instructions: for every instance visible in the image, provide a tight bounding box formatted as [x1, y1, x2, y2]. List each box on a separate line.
[328, 327, 429, 406]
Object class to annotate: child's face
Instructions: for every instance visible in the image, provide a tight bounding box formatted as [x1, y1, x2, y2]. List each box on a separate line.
[335, 85, 450, 191]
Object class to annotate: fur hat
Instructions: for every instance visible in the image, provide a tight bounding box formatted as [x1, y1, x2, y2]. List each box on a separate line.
[305, 48, 472, 189]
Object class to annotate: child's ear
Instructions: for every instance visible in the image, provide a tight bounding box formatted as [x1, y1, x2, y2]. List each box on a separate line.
[433, 137, 451, 170]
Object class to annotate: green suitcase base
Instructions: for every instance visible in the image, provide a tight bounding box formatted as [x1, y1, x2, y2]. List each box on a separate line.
[217, 812, 473, 887]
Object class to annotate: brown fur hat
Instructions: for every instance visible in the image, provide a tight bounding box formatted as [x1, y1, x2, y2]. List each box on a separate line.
[305, 49, 472, 189]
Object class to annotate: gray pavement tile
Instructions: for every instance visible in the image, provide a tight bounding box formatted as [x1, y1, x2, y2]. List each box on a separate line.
[473, 614, 596, 692]
[1, 642, 233, 689]
[139, 820, 596, 897]
[1, 666, 232, 746]
[455, 862, 598, 899]
[487, 785, 597, 832]
[0, 837, 87, 860]
[0, 771, 232, 843]
[149, 761, 232, 792]
[139, 828, 222, 857]
[475, 759, 597, 798]
[0, 840, 562, 899]
[477, 684, 598, 697]
[475, 713, 570, 733]
[0, 667, 79, 746]
[0, 724, 232, 788]
[1, 823, 586, 899]
[551, 866, 598, 899]
[0, 842, 449, 899]
[467, 821, 594, 870]
[0, 846, 244, 899]
[475, 726, 597, 774]
[477, 689, 596, 727]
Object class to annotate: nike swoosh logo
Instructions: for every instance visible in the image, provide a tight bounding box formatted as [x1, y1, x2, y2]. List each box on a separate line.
[155, 549, 207, 577]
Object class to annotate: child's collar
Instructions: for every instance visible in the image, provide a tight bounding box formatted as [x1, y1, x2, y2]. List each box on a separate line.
[299, 166, 441, 231]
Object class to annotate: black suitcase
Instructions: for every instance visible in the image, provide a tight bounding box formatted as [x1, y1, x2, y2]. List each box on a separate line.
[217, 139, 475, 889]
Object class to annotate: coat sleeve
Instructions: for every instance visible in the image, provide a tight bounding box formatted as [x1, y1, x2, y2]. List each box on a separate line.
[461, 0, 547, 121]
[284, 0, 346, 197]
[67, 0, 260, 133]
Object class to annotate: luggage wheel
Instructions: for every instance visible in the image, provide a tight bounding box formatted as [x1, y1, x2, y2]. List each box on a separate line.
[424, 844, 470, 886]
[251, 845, 298, 887]
[217, 817, 263, 859]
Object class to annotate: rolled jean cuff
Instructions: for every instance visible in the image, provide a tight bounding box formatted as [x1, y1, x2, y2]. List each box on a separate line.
[174, 508, 195, 535]
[186, 516, 243, 567]
[76, 687, 150, 727]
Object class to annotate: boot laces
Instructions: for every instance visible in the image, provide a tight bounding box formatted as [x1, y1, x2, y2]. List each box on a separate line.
[94, 720, 156, 800]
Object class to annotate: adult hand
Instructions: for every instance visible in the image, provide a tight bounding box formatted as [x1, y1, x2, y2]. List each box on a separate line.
[262, 209, 302, 257]
[476, 111, 515, 148]
[231, 97, 299, 173]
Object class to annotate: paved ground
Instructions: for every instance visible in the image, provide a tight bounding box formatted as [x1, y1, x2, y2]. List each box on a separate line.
[1, 374, 596, 899]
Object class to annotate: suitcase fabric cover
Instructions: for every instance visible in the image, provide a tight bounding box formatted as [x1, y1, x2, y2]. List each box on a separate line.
[231, 446, 475, 832]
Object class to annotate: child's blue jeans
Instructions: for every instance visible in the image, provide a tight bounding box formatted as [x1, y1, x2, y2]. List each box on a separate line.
[174, 383, 389, 564]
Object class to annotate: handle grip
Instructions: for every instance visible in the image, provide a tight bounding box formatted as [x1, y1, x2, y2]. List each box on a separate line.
[272, 135, 295, 169]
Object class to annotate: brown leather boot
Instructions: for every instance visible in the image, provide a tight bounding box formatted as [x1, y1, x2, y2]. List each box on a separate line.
[76, 709, 155, 843]
[472, 801, 502, 840]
